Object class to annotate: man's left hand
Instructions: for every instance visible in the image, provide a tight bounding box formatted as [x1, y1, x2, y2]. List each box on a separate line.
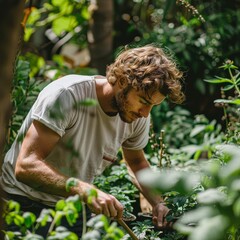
[152, 202, 172, 229]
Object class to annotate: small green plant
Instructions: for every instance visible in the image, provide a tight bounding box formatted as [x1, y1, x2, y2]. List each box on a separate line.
[204, 60, 240, 144]
[6, 57, 47, 151]
[3, 178, 125, 240]
[94, 162, 139, 216]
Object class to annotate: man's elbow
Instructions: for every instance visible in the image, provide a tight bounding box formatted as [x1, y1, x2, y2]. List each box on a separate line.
[15, 158, 31, 184]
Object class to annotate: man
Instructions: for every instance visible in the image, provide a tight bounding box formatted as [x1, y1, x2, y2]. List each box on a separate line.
[1, 44, 185, 236]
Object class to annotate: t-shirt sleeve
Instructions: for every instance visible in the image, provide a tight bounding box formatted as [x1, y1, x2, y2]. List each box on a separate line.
[31, 87, 77, 137]
[122, 116, 150, 150]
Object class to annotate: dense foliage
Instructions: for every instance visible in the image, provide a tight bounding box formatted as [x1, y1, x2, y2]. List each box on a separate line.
[2, 0, 240, 239]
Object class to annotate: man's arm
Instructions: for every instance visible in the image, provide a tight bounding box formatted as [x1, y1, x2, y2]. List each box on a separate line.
[15, 120, 123, 218]
[122, 147, 171, 228]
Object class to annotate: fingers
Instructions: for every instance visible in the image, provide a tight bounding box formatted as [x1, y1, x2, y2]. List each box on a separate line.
[87, 191, 124, 219]
[152, 203, 173, 229]
[153, 215, 173, 229]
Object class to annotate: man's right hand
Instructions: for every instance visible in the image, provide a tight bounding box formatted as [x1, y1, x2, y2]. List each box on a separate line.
[79, 183, 124, 219]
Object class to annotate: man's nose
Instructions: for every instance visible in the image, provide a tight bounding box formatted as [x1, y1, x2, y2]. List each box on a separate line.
[139, 106, 152, 118]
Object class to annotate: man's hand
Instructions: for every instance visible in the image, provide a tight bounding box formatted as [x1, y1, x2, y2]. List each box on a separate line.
[84, 187, 124, 219]
[152, 203, 172, 229]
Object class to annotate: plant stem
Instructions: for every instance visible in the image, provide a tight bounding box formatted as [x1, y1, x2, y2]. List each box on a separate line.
[81, 202, 87, 236]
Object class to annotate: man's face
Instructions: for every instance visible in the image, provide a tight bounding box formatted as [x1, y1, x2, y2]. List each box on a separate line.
[113, 86, 165, 123]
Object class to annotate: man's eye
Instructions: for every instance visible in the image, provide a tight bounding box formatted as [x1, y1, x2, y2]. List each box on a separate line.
[140, 100, 149, 105]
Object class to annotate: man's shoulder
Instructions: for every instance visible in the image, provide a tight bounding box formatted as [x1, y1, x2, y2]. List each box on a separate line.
[41, 75, 94, 96]
[51, 74, 94, 88]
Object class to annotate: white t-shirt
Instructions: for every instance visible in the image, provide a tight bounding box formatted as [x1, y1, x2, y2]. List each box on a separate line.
[1, 75, 150, 206]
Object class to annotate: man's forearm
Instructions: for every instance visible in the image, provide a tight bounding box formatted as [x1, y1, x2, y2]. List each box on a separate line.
[15, 156, 92, 199]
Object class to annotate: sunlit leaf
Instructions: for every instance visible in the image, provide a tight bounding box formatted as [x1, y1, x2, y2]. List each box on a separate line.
[204, 78, 232, 84]
[56, 200, 66, 211]
[188, 215, 229, 240]
[52, 16, 77, 36]
[190, 125, 206, 137]
[197, 189, 226, 204]
[214, 99, 240, 105]
[66, 177, 79, 192]
[137, 168, 201, 194]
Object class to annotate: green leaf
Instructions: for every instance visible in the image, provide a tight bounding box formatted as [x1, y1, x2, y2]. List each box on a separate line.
[214, 99, 240, 105]
[52, 0, 65, 6]
[222, 84, 235, 91]
[74, 98, 98, 108]
[24, 233, 44, 240]
[54, 211, 64, 226]
[66, 177, 79, 192]
[13, 214, 24, 226]
[188, 215, 229, 240]
[137, 168, 201, 194]
[204, 78, 232, 84]
[177, 206, 217, 225]
[194, 149, 202, 160]
[23, 212, 36, 228]
[56, 200, 66, 211]
[37, 209, 54, 227]
[8, 201, 20, 213]
[87, 188, 98, 204]
[197, 189, 226, 205]
[190, 125, 206, 137]
[233, 197, 240, 217]
[52, 16, 77, 36]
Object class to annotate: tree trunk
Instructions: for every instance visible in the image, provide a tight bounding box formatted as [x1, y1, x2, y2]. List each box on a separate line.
[88, 0, 114, 75]
[0, 0, 25, 234]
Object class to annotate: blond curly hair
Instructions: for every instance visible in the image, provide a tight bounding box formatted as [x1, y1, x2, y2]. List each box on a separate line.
[106, 44, 185, 104]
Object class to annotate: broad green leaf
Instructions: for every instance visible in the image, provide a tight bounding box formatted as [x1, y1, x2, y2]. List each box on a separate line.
[230, 179, 240, 191]
[24, 233, 44, 240]
[8, 201, 20, 212]
[217, 144, 240, 180]
[52, 16, 77, 36]
[177, 206, 217, 225]
[81, 229, 101, 240]
[13, 214, 24, 226]
[26, 8, 41, 25]
[23, 212, 36, 228]
[52, 0, 65, 7]
[56, 199, 66, 211]
[4, 231, 17, 240]
[197, 189, 226, 204]
[181, 145, 202, 157]
[137, 168, 201, 194]
[189, 215, 229, 240]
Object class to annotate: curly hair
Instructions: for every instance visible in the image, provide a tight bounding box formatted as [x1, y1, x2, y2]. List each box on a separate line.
[106, 44, 185, 104]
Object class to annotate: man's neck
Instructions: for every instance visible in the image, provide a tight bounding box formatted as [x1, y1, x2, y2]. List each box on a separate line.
[95, 77, 118, 116]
